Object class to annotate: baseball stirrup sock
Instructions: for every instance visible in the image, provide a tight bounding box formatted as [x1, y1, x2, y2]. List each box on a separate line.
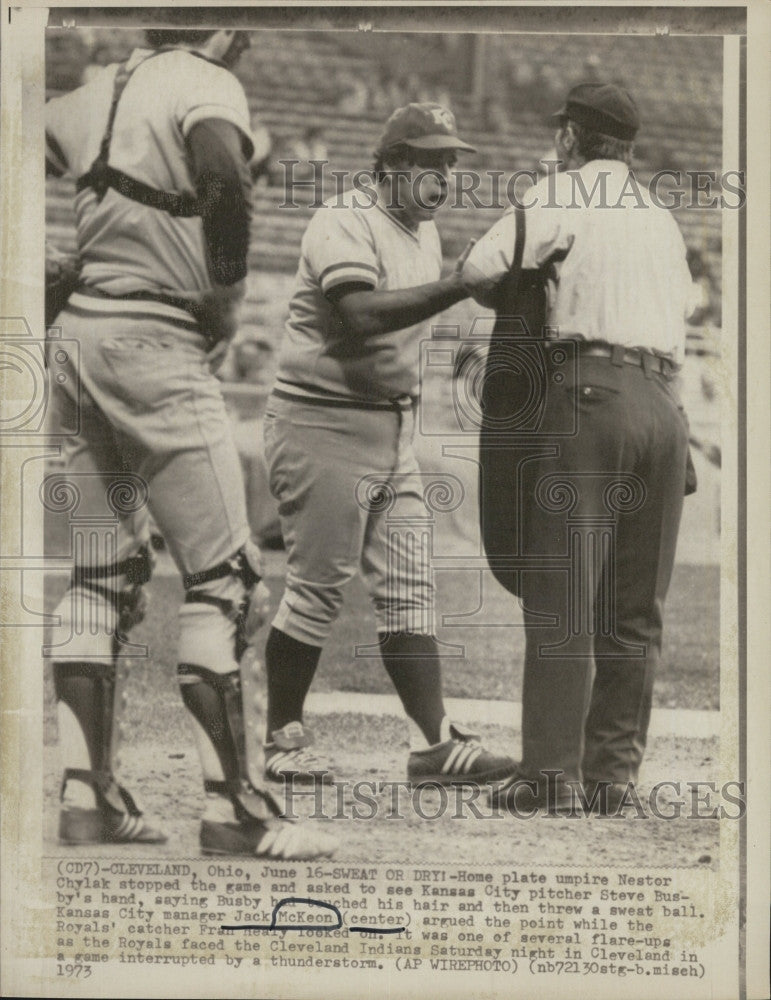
[379, 632, 446, 746]
[264, 627, 322, 736]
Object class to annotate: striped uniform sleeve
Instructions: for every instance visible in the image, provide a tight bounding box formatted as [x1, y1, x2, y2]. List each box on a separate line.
[305, 205, 379, 296]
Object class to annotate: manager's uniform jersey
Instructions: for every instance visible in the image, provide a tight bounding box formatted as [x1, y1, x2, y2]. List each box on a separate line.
[265, 190, 443, 645]
[46, 48, 254, 672]
[464, 159, 694, 787]
[46, 47, 253, 297]
[275, 188, 442, 403]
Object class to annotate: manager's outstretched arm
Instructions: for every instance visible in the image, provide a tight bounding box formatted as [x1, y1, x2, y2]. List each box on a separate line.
[329, 239, 476, 337]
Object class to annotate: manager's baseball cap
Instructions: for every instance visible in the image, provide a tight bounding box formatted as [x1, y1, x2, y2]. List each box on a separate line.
[377, 103, 477, 154]
[551, 83, 640, 140]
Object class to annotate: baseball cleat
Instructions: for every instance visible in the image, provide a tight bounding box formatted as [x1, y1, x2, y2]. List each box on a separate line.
[200, 817, 337, 859]
[407, 723, 517, 787]
[264, 721, 335, 785]
[58, 776, 168, 845]
[59, 807, 168, 845]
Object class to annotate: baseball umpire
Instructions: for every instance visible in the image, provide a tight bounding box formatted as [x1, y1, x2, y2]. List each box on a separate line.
[261, 103, 517, 788]
[461, 84, 695, 814]
[45, 28, 335, 858]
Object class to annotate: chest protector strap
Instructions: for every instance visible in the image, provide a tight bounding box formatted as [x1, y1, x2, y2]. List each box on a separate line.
[76, 50, 201, 218]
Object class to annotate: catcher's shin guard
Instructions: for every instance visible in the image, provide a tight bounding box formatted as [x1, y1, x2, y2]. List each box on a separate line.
[54, 661, 166, 843]
[53, 544, 163, 843]
[54, 661, 122, 793]
[178, 664, 278, 822]
[178, 542, 272, 816]
[177, 666, 338, 859]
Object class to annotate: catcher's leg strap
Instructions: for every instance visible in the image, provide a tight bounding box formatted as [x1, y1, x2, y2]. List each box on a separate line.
[71, 542, 153, 634]
[183, 543, 263, 661]
[183, 544, 261, 592]
[72, 543, 153, 586]
[60, 767, 143, 816]
[178, 663, 281, 822]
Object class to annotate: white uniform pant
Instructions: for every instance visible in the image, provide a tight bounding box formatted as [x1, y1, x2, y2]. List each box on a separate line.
[263, 393, 435, 646]
[48, 295, 250, 671]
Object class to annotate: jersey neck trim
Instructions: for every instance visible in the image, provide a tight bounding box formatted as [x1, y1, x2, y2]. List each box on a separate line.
[374, 198, 422, 243]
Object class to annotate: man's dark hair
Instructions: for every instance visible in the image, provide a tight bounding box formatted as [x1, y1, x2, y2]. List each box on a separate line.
[568, 118, 634, 166]
[145, 29, 218, 49]
[373, 143, 417, 184]
[373, 143, 458, 183]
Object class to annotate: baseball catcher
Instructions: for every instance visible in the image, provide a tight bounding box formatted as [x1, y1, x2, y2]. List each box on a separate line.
[45, 27, 335, 858]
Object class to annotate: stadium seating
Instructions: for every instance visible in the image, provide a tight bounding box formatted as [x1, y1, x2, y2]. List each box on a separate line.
[46, 28, 724, 288]
[44, 26, 722, 559]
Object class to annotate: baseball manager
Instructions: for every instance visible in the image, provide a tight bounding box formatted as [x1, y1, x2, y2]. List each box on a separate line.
[261, 104, 517, 788]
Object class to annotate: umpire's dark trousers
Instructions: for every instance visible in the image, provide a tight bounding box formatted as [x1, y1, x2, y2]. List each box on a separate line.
[511, 350, 689, 786]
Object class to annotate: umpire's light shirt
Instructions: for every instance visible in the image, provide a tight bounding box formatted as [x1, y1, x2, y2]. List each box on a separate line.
[462, 156, 696, 789]
[462, 160, 693, 360]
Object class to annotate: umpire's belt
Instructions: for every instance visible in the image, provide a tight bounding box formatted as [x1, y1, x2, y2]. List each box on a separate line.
[577, 341, 678, 376]
[272, 383, 415, 413]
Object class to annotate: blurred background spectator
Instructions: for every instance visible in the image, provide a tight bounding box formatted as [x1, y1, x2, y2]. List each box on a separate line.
[285, 125, 329, 180]
[335, 70, 370, 114]
[81, 38, 134, 83]
[686, 248, 721, 327]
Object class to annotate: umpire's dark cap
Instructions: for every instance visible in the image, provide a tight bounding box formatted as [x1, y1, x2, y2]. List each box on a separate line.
[377, 103, 476, 154]
[552, 83, 640, 140]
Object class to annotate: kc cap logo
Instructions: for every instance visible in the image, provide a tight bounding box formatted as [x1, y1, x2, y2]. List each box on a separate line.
[428, 106, 456, 131]
[377, 102, 477, 153]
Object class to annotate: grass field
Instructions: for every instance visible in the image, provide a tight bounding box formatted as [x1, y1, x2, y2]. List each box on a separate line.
[43, 558, 719, 719]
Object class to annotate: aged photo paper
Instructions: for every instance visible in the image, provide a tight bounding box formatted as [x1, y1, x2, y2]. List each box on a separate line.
[1, 2, 768, 998]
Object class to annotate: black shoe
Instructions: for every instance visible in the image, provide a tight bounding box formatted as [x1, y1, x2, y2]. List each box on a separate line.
[582, 779, 635, 817]
[489, 766, 578, 815]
